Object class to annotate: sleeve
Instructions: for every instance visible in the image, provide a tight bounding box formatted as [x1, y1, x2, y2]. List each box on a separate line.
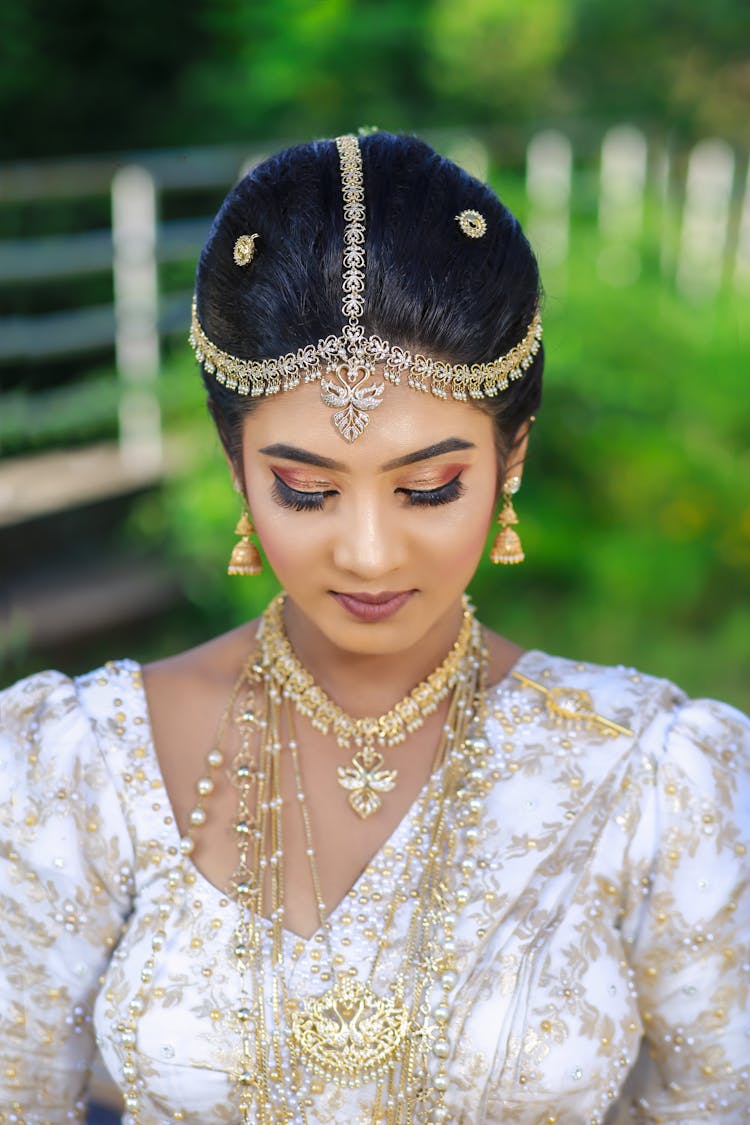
[0, 671, 135, 1123]
[621, 694, 750, 1123]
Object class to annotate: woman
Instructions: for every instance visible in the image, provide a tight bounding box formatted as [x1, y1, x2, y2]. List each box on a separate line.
[0, 131, 747, 1124]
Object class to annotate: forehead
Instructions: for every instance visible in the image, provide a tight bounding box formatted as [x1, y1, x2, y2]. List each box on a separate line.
[241, 377, 495, 465]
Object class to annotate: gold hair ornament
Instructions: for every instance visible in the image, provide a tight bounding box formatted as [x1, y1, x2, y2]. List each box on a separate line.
[190, 135, 542, 442]
[456, 209, 487, 238]
[233, 233, 259, 266]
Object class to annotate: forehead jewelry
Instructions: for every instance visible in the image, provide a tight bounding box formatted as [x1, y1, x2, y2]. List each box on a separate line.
[190, 134, 542, 441]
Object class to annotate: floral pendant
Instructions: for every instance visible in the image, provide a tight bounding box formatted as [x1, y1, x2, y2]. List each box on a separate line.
[337, 748, 397, 818]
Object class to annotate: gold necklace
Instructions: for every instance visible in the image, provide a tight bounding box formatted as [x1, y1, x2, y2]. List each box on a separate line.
[259, 592, 476, 818]
[117, 598, 492, 1124]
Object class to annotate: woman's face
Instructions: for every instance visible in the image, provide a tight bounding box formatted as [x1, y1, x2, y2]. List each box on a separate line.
[239, 379, 521, 657]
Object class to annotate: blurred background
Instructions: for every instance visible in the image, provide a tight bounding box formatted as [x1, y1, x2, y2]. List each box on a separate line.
[0, 2, 748, 1117]
[1, 0, 749, 716]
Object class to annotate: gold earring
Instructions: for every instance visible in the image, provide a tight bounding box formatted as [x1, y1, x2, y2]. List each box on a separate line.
[228, 509, 263, 576]
[490, 476, 524, 565]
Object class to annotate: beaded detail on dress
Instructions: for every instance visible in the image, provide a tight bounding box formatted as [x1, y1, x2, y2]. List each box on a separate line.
[0, 655, 748, 1123]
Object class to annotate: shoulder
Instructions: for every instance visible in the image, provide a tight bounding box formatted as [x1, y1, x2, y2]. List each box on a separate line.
[0, 660, 144, 787]
[141, 616, 259, 701]
[488, 648, 749, 779]
[1, 666, 83, 726]
[139, 618, 260, 764]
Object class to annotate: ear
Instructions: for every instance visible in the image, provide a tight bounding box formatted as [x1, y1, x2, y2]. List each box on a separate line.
[207, 395, 247, 498]
[502, 418, 533, 490]
[221, 448, 246, 500]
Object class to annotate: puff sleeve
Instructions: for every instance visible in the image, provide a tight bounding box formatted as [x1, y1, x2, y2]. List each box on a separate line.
[621, 695, 750, 1123]
[0, 671, 135, 1123]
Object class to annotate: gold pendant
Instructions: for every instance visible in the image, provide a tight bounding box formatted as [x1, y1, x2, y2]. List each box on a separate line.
[290, 976, 410, 1085]
[337, 749, 398, 819]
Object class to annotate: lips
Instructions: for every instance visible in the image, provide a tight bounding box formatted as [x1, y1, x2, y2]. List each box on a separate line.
[330, 589, 415, 622]
[339, 591, 406, 604]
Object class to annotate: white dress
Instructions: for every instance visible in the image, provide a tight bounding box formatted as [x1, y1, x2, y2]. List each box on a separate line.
[0, 652, 748, 1124]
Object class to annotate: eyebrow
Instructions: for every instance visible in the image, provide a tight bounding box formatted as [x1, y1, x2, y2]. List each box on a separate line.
[258, 438, 476, 472]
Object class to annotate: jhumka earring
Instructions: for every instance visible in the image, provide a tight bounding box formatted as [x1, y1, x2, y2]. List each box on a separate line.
[227, 509, 263, 576]
[490, 475, 525, 565]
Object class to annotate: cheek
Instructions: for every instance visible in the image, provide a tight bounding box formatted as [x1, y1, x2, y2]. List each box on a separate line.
[439, 507, 494, 574]
[416, 485, 496, 575]
[250, 509, 322, 580]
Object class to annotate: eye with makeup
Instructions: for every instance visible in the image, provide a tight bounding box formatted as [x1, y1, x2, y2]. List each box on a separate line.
[271, 471, 336, 511]
[271, 468, 466, 511]
[396, 471, 466, 507]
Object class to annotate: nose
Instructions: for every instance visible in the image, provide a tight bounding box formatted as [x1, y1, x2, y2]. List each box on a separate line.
[332, 493, 406, 580]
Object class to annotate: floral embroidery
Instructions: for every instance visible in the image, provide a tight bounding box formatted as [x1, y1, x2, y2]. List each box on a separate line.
[0, 658, 748, 1122]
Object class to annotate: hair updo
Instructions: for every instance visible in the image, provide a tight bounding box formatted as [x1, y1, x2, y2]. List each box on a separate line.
[195, 130, 544, 476]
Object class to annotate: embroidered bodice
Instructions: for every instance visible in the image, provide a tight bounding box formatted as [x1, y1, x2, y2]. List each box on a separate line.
[1, 653, 748, 1123]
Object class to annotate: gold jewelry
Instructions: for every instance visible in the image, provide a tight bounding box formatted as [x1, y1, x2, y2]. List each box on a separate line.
[512, 671, 633, 737]
[455, 209, 487, 238]
[233, 233, 259, 266]
[490, 475, 525, 565]
[190, 134, 542, 441]
[228, 509, 263, 576]
[118, 596, 492, 1124]
[258, 592, 476, 817]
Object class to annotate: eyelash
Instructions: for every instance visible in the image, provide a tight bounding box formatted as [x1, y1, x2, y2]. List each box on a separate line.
[271, 472, 466, 511]
[397, 474, 466, 507]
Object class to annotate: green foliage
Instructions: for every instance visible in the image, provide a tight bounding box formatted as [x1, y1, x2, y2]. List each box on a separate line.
[2, 0, 749, 156]
[0, 0, 206, 158]
[0, 374, 120, 453]
[178, 0, 434, 144]
[562, 0, 750, 141]
[426, 0, 572, 123]
[468, 206, 749, 709]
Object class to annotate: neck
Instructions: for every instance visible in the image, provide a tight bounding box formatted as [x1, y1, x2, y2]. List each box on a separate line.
[280, 595, 469, 717]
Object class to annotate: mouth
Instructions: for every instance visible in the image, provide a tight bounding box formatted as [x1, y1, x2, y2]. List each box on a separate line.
[330, 589, 416, 622]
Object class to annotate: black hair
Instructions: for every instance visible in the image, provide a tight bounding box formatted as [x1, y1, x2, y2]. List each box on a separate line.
[195, 130, 543, 475]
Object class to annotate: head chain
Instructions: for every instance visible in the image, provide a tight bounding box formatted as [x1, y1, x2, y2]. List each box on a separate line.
[189, 134, 543, 442]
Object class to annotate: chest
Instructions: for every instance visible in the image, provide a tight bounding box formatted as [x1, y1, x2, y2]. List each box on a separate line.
[95, 774, 643, 1124]
[157, 696, 451, 940]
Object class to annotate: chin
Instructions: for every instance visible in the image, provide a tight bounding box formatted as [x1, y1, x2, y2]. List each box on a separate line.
[334, 625, 418, 658]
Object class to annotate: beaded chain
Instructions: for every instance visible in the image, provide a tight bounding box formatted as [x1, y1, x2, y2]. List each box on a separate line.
[118, 598, 492, 1124]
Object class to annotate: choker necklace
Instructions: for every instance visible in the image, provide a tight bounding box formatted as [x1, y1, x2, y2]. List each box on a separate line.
[258, 592, 476, 818]
[116, 594, 492, 1124]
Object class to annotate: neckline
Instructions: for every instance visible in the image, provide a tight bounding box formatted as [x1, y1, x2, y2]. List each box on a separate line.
[112, 648, 539, 944]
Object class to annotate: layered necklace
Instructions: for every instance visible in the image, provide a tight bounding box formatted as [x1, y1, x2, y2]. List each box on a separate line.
[118, 594, 492, 1125]
[260, 593, 476, 817]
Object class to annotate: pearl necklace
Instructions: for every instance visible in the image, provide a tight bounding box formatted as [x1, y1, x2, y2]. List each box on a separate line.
[118, 597, 492, 1124]
[259, 592, 476, 818]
